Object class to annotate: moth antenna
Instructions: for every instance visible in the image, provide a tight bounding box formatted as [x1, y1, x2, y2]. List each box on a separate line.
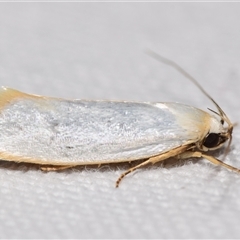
[207, 108, 221, 117]
[146, 50, 232, 128]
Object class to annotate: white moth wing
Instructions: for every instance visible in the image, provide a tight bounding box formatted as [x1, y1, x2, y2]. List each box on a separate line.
[0, 88, 210, 165]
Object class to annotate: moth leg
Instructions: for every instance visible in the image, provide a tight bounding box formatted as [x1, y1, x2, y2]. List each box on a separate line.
[177, 151, 202, 160]
[116, 145, 190, 187]
[179, 151, 240, 173]
[116, 158, 153, 188]
[41, 165, 74, 171]
[201, 153, 240, 173]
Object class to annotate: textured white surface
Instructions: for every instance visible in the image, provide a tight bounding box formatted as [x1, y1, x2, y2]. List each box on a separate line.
[0, 3, 240, 239]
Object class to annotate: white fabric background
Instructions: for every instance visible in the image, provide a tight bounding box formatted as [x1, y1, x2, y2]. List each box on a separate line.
[0, 3, 240, 239]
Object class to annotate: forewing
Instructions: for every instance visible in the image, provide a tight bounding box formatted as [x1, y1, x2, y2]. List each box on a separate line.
[0, 89, 204, 165]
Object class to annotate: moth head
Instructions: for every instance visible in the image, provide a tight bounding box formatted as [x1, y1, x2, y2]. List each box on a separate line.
[199, 111, 233, 152]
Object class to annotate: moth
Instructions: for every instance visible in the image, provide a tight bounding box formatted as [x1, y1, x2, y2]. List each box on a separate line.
[0, 52, 237, 187]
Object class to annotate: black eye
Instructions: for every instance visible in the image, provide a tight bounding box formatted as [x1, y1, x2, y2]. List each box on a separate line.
[203, 133, 220, 148]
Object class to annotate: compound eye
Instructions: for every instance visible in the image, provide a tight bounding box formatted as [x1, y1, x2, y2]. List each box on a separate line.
[203, 133, 220, 148]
